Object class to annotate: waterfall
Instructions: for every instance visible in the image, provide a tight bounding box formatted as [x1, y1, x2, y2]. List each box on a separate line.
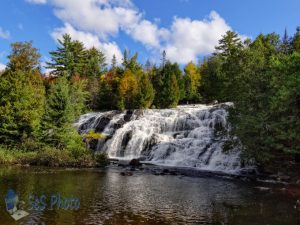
[75, 103, 248, 174]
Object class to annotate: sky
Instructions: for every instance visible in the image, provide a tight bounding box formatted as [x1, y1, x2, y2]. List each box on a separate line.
[0, 0, 300, 71]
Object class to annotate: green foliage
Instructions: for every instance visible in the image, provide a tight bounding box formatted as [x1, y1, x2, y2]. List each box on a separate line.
[83, 47, 106, 77]
[0, 42, 45, 144]
[40, 76, 86, 152]
[47, 34, 86, 78]
[136, 73, 154, 108]
[199, 28, 300, 170]
[153, 61, 180, 108]
[93, 152, 109, 166]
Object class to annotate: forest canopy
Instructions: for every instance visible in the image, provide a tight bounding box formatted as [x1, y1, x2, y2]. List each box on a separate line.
[0, 27, 299, 171]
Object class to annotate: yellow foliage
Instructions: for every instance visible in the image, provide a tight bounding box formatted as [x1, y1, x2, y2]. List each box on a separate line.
[83, 130, 106, 141]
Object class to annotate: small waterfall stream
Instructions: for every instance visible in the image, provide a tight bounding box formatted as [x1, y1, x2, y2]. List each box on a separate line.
[75, 103, 247, 174]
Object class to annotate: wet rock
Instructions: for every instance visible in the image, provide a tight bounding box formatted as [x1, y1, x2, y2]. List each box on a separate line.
[120, 131, 132, 156]
[162, 169, 170, 174]
[296, 180, 300, 184]
[129, 158, 141, 167]
[120, 171, 133, 176]
[94, 117, 111, 133]
[124, 110, 134, 122]
[88, 139, 99, 151]
[255, 187, 271, 191]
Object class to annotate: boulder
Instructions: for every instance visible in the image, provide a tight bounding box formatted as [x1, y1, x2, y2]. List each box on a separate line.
[129, 158, 141, 167]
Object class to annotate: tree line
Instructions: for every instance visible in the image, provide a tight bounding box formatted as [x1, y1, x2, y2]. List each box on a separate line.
[0, 27, 299, 171]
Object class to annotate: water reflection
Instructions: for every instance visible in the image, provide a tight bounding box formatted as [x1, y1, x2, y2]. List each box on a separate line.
[0, 166, 298, 225]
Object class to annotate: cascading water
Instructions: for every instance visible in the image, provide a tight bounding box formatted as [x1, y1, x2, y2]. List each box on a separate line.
[75, 103, 247, 174]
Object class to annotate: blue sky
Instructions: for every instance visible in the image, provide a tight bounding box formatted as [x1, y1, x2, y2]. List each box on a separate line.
[0, 0, 300, 71]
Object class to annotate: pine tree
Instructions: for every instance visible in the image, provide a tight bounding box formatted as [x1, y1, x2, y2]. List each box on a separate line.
[136, 73, 154, 108]
[153, 62, 180, 108]
[40, 76, 82, 149]
[111, 54, 117, 69]
[280, 28, 291, 54]
[47, 34, 86, 78]
[83, 47, 106, 77]
[215, 31, 243, 57]
[0, 42, 45, 144]
[291, 27, 300, 52]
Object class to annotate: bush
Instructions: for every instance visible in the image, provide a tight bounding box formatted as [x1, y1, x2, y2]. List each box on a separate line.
[94, 152, 109, 167]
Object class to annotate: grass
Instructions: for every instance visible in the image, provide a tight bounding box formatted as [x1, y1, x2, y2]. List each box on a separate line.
[0, 145, 108, 168]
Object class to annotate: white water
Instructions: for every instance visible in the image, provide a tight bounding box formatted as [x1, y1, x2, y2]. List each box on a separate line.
[76, 103, 246, 174]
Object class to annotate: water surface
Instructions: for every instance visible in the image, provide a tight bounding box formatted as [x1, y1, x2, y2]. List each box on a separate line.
[0, 166, 299, 225]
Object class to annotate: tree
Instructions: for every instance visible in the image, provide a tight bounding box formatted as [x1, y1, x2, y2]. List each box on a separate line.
[215, 31, 243, 58]
[40, 76, 83, 149]
[153, 61, 180, 108]
[47, 34, 86, 78]
[70, 75, 88, 118]
[98, 71, 120, 110]
[118, 69, 139, 109]
[136, 73, 154, 108]
[0, 42, 45, 144]
[184, 62, 201, 103]
[111, 54, 117, 69]
[280, 28, 291, 54]
[7, 41, 40, 72]
[291, 27, 300, 52]
[83, 47, 106, 77]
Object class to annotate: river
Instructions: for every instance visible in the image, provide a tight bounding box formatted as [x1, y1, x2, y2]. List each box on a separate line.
[0, 166, 299, 225]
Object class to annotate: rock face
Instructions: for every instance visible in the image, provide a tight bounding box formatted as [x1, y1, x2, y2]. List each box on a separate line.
[76, 104, 254, 174]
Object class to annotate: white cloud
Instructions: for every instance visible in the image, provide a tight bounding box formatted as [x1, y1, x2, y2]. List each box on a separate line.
[51, 0, 140, 39]
[0, 27, 10, 39]
[163, 11, 232, 64]
[0, 63, 6, 71]
[26, 0, 247, 64]
[26, 0, 47, 4]
[51, 23, 122, 64]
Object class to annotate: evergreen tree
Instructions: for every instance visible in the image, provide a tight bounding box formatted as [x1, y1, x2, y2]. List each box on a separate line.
[0, 42, 45, 144]
[136, 73, 154, 108]
[153, 62, 180, 108]
[280, 28, 291, 54]
[47, 34, 86, 78]
[291, 27, 300, 52]
[111, 54, 117, 69]
[40, 76, 83, 150]
[215, 31, 243, 57]
[83, 47, 106, 77]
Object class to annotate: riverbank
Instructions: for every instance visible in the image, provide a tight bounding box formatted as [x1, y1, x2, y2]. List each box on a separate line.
[0, 146, 108, 168]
